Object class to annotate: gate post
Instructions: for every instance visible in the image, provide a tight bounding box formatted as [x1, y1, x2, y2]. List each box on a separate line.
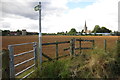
[8, 45, 15, 78]
[33, 42, 37, 69]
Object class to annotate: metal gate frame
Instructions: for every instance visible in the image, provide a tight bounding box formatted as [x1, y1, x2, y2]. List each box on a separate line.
[8, 42, 37, 79]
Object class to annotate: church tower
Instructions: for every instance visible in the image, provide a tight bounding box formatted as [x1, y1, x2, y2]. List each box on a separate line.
[84, 20, 87, 33]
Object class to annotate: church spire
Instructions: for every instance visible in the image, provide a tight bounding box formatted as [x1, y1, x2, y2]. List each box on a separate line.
[84, 20, 87, 33]
[85, 20, 86, 27]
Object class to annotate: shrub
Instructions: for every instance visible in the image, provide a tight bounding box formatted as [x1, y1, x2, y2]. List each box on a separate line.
[31, 60, 71, 78]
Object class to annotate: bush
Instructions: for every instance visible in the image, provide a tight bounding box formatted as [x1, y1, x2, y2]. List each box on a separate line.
[31, 60, 71, 78]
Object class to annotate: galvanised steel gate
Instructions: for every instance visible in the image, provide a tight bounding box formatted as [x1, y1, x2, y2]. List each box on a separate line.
[8, 42, 37, 79]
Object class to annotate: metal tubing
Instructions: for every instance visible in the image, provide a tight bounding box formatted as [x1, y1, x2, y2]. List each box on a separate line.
[9, 42, 35, 47]
[39, 2, 42, 69]
[20, 70, 35, 80]
[14, 50, 34, 57]
[14, 57, 35, 67]
[8, 45, 15, 78]
[33, 42, 37, 69]
[15, 64, 35, 76]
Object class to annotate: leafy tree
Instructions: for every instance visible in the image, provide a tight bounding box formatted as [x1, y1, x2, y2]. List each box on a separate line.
[92, 25, 112, 33]
[68, 28, 77, 35]
[17, 29, 22, 35]
[65, 31, 68, 34]
[2, 30, 10, 36]
[57, 32, 65, 35]
[100, 27, 111, 33]
[92, 25, 101, 33]
[81, 29, 84, 33]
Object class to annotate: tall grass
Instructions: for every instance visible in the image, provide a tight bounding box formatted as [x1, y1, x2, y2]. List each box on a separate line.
[30, 59, 71, 78]
[30, 41, 120, 78]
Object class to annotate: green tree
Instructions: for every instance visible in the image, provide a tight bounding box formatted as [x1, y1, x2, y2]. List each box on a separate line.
[92, 25, 112, 33]
[2, 30, 10, 36]
[81, 29, 84, 33]
[17, 29, 22, 35]
[68, 28, 77, 35]
[92, 25, 101, 33]
[57, 32, 64, 35]
[100, 27, 111, 33]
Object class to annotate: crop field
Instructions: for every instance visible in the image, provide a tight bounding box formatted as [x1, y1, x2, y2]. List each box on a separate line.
[2, 35, 119, 75]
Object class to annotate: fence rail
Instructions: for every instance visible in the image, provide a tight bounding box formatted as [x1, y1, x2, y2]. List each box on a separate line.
[42, 41, 70, 45]
[7, 38, 95, 79]
[42, 38, 94, 62]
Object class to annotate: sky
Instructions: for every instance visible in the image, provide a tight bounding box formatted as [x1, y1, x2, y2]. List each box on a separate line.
[0, 0, 120, 33]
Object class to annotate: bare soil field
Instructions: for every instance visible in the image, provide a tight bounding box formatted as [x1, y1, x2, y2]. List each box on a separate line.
[2, 35, 119, 73]
[2, 35, 119, 53]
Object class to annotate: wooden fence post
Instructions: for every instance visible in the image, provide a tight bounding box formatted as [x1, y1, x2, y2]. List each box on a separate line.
[92, 40, 95, 49]
[116, 40, 120, 57]
[2, 49, 10, 79]
[116, 40, 119, 45]
[104, 39, 107, 52]
[79, 38, 82, 54]
[70, 38, 75, 57]
[55, 41, 58, 60]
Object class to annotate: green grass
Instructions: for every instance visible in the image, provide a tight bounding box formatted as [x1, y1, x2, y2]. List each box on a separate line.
[30, 59, 71, 78]
[26, 41, 120, 78]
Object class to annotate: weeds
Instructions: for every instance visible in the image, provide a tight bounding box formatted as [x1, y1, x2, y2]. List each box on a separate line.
[30, 41, 120, 78]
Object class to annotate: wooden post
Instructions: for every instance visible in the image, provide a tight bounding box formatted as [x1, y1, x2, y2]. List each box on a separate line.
[116, 40, 118, 45]
[79, 38, 82, 54]
[104, 39, 107, 52]
[8, 45, 15, 78]
[70, 38, 75, 57]
[116, 40, 120, 57]
[2, 49, 10, 79]
[92, 40, 95, 49]
[0, 50, 1, 80]
[55, 41, 58, 60]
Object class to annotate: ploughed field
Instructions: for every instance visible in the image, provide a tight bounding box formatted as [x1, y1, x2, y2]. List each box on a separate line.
[2, 35, 119, 74]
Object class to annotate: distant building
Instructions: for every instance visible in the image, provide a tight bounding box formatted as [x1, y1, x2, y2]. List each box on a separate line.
[22, 29, 27, 35]
[83, 20, 91, 33]
[10, 31, 18, 36]
[2, 29, 39, 36]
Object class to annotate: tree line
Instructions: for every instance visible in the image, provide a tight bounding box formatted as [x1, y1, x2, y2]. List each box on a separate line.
[1, 25, 120, 36]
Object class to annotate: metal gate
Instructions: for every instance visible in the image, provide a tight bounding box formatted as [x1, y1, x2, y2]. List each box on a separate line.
[8, 42, 37, 79]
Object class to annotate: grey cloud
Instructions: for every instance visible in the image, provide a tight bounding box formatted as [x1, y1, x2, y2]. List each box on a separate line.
[1, 1, 67, 20]
[2, 2, 39, 20]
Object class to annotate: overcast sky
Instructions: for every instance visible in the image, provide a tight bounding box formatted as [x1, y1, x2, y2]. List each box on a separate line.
[0, 0, 119, 33]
